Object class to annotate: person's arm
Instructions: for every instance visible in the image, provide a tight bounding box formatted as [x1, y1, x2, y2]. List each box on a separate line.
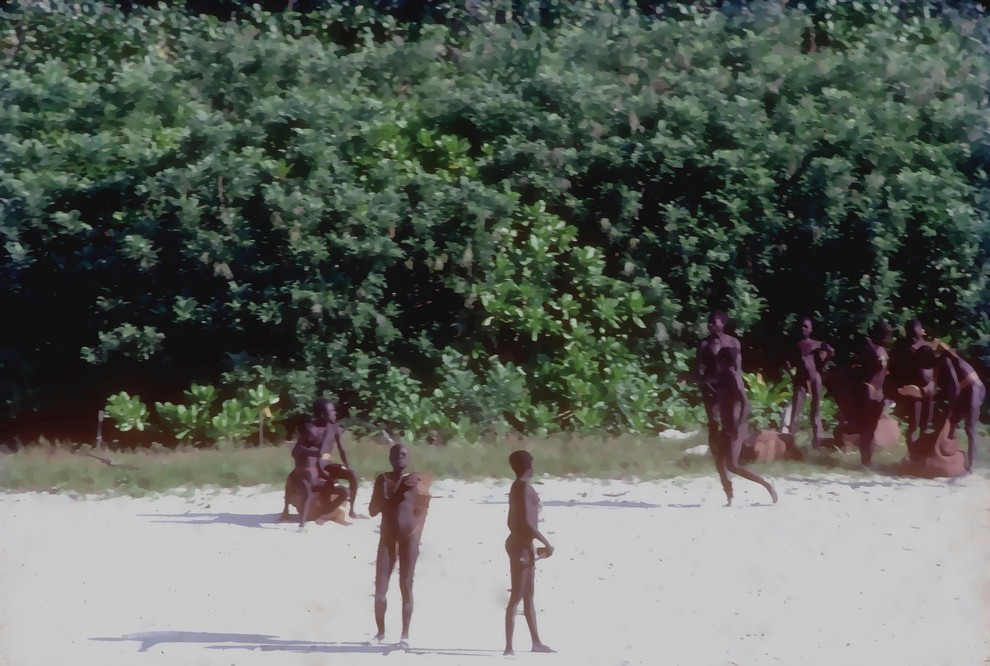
[524, 485, 552, 554]
[733, 337, 743, 374]
[696, 341, 708, 381]
[335, 428, 350, 468]
[291, 427, 319, 464]
[940, 355, 960, 404]
[369, 474, 386, 517]
[820, 342, 835, 364]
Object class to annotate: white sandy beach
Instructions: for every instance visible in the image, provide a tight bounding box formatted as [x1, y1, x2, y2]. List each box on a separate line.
[1, 472, 989, 666]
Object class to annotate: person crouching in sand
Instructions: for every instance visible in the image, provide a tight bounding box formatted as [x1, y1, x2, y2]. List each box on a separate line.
[504, 450, 555, 656]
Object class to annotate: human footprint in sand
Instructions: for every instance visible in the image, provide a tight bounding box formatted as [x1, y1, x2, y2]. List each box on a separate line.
[504, 450, 555, 656]
[703, 347, 777, 506]
[369, 443, 430, 649]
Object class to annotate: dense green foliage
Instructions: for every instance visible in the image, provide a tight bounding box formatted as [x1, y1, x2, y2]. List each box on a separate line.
[2, 0, 989, 441]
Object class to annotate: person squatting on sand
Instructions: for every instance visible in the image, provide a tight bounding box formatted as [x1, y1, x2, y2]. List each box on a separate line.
[701, 346, 778, 506]
[784, 316, 834, 448]
[504, 450, 555, 656]
[309, 399, 361, 519]
[281, 399, 348, 528]
[369, 443, 428, 648]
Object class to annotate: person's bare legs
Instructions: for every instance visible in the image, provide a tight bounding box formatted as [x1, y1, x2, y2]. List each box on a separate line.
[712, 434, 733, 506]
[298, 475, 331, 529]
[280, 474, 294, 521]
[505, 544, 553, 655]
[397, 536, 420, 646]
[906, 399, 922, 449]
[374, 540, 397, 642]
[788, 384, 806, 436]
[950, 384, 984, 473]
[725, 428, 777, 503]
[325, 464, 360, 518]
[703, 392, 721, 449]
[809, 378, 824, 447]
[859, 399, 884, 467]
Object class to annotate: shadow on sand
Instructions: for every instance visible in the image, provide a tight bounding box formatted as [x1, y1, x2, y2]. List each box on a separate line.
[477, 498, 697, 509]
[138, 512, 287, 529]
[91, 631, 501, 657]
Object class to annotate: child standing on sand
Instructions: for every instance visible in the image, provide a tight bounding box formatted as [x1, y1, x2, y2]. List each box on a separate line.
[504, 450, 555, 656]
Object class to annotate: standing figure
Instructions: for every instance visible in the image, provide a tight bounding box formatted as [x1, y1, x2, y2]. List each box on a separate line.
[893, 320, 937, 448]
[312, 399, 360, 520]
[369, 443, 431, 647]
[697, 311, 742, 451]
[855, 322, 893, 466]
[784, 316, 835, 447]
[282, 399, 349, 529]
[704, 347, 777, 506]
[504, 450, 555, 656]
[934, 342, 985, 472]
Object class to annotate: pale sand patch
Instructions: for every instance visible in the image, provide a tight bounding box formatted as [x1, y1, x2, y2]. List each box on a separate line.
[1, 473, 989, 666]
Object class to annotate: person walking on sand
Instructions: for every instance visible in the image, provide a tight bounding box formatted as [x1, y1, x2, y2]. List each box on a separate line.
[697, 310, 742, 452]
[702, 347, 777, 506]
[504, 450, 555, 656]
[369, 443, 431, 648]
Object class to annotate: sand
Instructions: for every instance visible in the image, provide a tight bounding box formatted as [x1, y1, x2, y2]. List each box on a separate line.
[1, 472, 989, 666]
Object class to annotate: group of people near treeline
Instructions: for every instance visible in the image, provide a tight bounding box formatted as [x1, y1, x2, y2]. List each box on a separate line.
[281, 398, 553, 654]
[698, 311, 984, 505]
[276, 312, 984, 652]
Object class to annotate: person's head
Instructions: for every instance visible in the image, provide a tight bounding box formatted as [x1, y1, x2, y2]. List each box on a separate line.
[389, 443, 409, 472]
[799, 316, 813, 339]
[509, 450, 534, 479]
[869, 321, 892, 346]
[707, 310, 727, 337]
[906, 319, 925, 342]
[312, 398, 337, 424]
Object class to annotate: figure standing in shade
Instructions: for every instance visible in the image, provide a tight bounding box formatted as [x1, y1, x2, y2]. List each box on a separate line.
[784, 316, 834, 448]
[504, 450, 555, 656]
[697, 311, 742, 451]
[369, 443, 429, 648]
[893, 320, 937, 449]
[855, 322, 893, 466]
[933, 341, 985, 472]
